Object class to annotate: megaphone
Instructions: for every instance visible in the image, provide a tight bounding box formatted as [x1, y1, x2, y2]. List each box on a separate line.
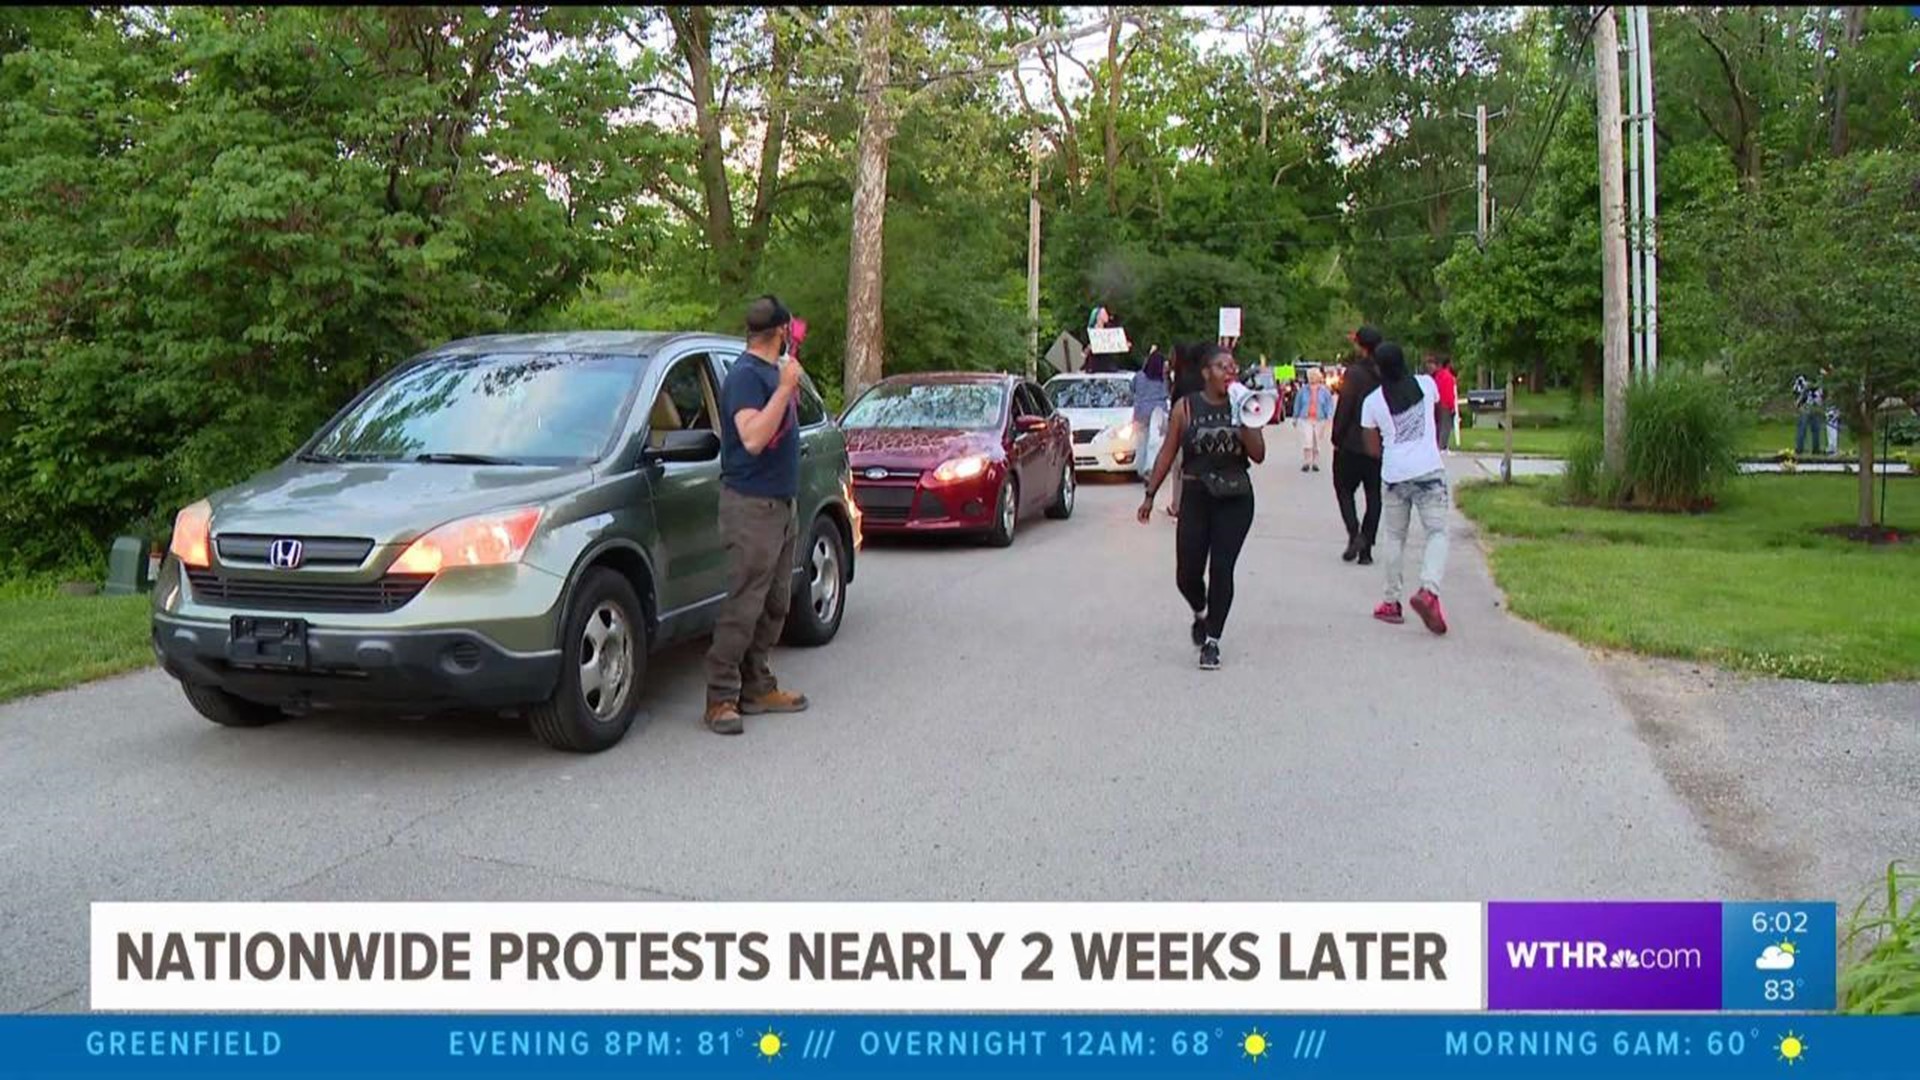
[1228, 381, 1279, 428]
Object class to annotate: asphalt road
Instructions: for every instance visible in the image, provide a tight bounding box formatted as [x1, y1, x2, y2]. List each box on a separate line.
[4, 441, 1906, 1013]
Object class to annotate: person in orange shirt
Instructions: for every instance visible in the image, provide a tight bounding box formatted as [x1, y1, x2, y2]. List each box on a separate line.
[1291, 367, 1333, 472]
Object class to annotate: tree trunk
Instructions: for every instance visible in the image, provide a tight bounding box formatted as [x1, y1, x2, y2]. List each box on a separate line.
[742, 11, 796, 274]
[667, 7, 741, 283]
[1829, 6, 1866, 158]
[843, 6, 893, 404]
[1856, 411, 1876, 529]
[1531, 354, 1547, 395]
[1103, 8, 1122, 215]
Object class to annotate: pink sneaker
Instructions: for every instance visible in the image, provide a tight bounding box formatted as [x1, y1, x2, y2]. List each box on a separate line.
[1372, 601, 1405, 625]
[1409, 588, 1448, 635]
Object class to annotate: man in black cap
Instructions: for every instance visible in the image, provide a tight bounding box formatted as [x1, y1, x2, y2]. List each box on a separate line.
[703, 295, 810, 736]
[1329, 324, 1385, 564]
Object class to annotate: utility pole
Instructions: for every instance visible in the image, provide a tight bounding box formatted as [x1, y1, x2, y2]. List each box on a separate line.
[1595, 4, 1631, 476]
[1027, 131, 1041, 381]
[1476, 104, 1489, 249]
[1624, 7, 1643, 381]
[1636, 5, 1657, 381]
[1458, 105, 1507, 249]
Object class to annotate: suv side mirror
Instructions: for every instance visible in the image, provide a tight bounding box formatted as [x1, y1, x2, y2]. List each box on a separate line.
[643, 429, 722, 464]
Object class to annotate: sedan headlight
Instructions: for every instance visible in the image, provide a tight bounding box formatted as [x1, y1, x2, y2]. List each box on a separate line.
[930, 454, 990, 484]
[391, 507, 544, 575]
[1102, 421, 1138, 443]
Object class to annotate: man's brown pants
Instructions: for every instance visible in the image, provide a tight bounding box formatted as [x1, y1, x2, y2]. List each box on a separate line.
[704, 488, 797, 706]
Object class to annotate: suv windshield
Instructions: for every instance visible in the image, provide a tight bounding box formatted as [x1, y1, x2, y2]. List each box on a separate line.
[307, 352, 644, 465]
[840, 382, 1004, 431]
[1046, 378, 1133, 409]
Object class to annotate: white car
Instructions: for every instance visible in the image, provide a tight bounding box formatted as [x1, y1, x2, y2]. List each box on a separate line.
[1044, 373, 1140, 473]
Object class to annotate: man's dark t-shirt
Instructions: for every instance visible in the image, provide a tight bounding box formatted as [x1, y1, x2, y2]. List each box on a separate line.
[719, 352, 800, 499]
[1332, 356, 1382, 456]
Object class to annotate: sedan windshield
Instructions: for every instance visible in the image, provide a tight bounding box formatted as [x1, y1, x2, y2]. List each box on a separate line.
[1046, 378, 1133, 409]
[307, 353, 644, 465]
[841, 382, 1004, 431]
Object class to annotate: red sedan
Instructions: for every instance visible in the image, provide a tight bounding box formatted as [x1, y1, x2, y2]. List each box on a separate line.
[839, 373, 1075, 546]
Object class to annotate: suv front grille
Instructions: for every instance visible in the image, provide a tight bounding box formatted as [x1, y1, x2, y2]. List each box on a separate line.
[215, 534, 374, 567]
[185, 570, 431, 614]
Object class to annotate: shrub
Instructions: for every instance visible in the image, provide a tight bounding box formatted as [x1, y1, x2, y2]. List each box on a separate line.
[1562, 430, 1605, 504]
[1840, 862, 1920, 1014]
[1619, 372, 1743, 511]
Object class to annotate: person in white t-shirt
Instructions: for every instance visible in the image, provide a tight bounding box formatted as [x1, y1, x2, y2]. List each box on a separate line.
[1359, 342, 1450, 634]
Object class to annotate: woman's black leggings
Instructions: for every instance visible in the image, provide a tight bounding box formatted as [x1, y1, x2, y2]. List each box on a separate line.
[1175, 484, 1255, 640]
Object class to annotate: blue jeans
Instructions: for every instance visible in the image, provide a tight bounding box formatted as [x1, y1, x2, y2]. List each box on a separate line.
[1795, 410, 1825, 455]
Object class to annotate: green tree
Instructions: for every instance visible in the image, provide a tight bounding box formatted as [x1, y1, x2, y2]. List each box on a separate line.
[1691, 150, 1920, 528]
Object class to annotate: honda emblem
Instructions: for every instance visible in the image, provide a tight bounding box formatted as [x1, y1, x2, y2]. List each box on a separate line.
[267, 538, 305, 569]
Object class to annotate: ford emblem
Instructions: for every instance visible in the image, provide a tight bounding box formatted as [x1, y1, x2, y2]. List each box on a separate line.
[865, 467, 888, 481]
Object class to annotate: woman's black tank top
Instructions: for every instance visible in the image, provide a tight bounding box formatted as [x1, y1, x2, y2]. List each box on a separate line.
[1181, 393, 1250, 480]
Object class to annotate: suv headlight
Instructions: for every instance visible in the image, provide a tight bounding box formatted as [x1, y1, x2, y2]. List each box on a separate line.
[168, 499, 213, 568]
[391, 507, 544, 575]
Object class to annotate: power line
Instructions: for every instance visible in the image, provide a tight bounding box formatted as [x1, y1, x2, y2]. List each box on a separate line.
[1495, 6, 1609, 238]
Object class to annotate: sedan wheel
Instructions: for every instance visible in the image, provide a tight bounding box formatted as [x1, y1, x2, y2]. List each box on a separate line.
[984, 478, 1017, 547]
[1046, 459, 1076, 519]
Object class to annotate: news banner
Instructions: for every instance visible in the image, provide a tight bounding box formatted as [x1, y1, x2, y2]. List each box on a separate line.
[7, 900, 1912, 1078]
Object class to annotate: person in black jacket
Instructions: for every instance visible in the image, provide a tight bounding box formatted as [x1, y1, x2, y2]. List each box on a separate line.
[1330, 325, 1385, 564]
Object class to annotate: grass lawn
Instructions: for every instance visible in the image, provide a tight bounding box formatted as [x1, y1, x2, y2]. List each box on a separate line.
[0, 581, 154, 704]
[1453, 387, 1845, 458]
[1457, 474, 1920, 682]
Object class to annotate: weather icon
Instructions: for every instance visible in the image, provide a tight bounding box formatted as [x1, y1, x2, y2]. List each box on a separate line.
[756, 1029, 784, 1062]
[1757, 940, 1798, 971]
[1241, 1028, 1269, 1062]
[1776, 1030, 1807, 1065]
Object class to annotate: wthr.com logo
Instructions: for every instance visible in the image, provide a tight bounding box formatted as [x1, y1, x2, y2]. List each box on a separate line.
[1501, 940, 1706, 972]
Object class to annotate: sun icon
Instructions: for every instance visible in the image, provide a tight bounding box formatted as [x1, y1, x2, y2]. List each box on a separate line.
[756, 1029, 784, 1061]
[1776, 939, 1798, 956]
[1776, 1030, 1807, 1066]
[1241, 1028, 1270, 1063]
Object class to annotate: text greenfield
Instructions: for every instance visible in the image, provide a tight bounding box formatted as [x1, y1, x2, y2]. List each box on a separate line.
[116, 929, 1450, 984]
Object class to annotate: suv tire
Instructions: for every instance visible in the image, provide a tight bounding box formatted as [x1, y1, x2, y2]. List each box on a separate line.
[529, 567, 647, 753]
[1045, 459, 1075, 519]
[181, 682, 285, 728]
[984, 477, 1017, 548]
[782, 515, 847, 647]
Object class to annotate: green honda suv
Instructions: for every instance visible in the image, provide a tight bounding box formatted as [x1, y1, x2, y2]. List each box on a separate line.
[151, 331, 858, 752]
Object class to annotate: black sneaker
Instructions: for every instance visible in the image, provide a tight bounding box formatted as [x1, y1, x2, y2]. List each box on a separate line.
[1198, 641, 1221, 670]
[1357, 545, 1374, 566]
[1190, 613, 1207, 648]
[1342, 537, 1360, 563]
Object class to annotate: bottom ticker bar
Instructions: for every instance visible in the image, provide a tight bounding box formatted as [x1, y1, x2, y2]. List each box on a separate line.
[1, 1015, 1912, 1079]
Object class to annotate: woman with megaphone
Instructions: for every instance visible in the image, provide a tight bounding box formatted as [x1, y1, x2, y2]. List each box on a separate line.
[1137, 342, 1267, 671]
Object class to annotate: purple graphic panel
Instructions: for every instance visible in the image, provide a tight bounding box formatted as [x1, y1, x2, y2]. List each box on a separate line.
[1487, 902, 1723, 1010]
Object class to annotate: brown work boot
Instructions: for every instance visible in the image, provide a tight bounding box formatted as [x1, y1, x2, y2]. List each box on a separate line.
[740, 688, 809, 715]
[702, 701, 744, 735]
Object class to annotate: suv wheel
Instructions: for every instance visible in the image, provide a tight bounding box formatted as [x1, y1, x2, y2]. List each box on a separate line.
[984, 478, 1017, 547]
[1045, 459, 1075, 519]
[181, 682, 285, 728]
[529, 568, 647, 753]
[782, 516, 847, 647]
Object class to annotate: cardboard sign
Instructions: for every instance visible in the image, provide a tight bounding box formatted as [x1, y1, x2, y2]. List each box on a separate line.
[1088, 327, 1130, 354]
[1218, 307, 1242, 339]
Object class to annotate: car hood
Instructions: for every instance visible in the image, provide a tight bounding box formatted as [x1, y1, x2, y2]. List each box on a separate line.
[206, 459, 593, 545]
[843, 428, 1001, 471]
[1057, 406, 1134, 430]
